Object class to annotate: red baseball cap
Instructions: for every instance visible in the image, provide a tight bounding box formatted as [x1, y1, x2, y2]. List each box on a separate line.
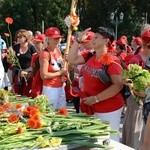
[81, 31, 95, 43]
[141, 30, 150, 41]
[132, 36, 142, 45]
[32, 34, 45, 42]
[117, 38, 126, 46]
[45, 27, 63, 39]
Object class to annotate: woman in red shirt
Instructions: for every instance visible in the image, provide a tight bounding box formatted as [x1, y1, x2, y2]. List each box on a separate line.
[39, 27, 67, 109]
[68, 27, 124, 142]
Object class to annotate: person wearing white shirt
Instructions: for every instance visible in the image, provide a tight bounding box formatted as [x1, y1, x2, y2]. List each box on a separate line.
[0, 43, 4, 88]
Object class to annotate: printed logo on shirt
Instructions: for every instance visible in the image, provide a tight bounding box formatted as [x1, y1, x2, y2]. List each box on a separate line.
[82, 64, 99, 78]
[51, 57, 63, 71]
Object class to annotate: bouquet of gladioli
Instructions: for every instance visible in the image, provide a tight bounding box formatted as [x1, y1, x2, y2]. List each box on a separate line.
[0, 94, 115, 150]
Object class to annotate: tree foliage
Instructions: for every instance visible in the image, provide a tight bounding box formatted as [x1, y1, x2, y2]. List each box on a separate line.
[0, 0, 70, 39]
[0, 0, 150, 42]
[79, 0, 150, 41]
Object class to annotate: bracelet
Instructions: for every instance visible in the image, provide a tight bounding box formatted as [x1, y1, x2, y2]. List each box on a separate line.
[95, 96, 99, 103]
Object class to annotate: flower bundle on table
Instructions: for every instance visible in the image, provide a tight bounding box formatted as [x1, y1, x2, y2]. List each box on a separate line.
[0, 94, 115, 149]
[0, 89, 13, 105]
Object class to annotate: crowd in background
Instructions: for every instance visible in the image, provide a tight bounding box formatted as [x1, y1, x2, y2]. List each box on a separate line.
[1, 23, 150, 150]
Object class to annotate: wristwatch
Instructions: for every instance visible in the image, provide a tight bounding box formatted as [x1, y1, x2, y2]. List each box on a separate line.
[95, 96, 99, 103]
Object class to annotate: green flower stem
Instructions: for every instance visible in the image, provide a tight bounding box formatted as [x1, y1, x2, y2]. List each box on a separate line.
[5, 37, 9, 48]
[15, 58, 28, 86]
[7, 24, 12, 46]
[8, 50, 28, 86]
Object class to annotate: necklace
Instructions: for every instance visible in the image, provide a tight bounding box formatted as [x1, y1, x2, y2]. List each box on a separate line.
[19, 48, 28, 54]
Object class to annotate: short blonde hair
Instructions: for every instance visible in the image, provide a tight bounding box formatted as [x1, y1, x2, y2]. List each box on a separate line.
[141, 24, 150, 35]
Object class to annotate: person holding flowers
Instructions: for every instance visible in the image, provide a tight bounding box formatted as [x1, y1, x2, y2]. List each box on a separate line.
[11, 29, 36, 96]
[68, 27, 124, 142]
[122, 29, 150, 149]
[0, 45, 5, 89]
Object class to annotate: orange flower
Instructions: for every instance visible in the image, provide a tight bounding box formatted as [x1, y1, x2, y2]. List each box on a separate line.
[27, 118, 36, 129]
[0, 106, 5, 112]
[29, 108, 38, 117]
[99, 53, 113, 65]
[8, 114, 19, 123]
[15, 104, 22, 109]
[4, 33, 10, 37]
[2, 102, 12, 110]
[26, 106, 34, 111]
[17, 127, 22, 134]
[23, 106, 38, 116]
[27, 117, 42, 129]
[57, 108, 68, 116]
[5, 17, 13, 24]
[35, 120, 42, 129]
[34, 104, 39, 109]
[70, 14, 79, 27]
[31, 114, 39, 121]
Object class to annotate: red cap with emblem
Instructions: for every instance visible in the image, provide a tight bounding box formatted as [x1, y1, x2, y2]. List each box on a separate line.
[45, 27, 63, 39]
[132, 36, 142, 45]
[32, 34, 45, 42]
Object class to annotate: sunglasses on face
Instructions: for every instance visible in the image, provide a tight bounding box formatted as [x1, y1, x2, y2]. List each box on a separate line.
[17, 36, 25, 39]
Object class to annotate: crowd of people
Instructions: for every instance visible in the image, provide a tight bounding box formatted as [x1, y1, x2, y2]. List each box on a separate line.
[1, 23, 150, 149]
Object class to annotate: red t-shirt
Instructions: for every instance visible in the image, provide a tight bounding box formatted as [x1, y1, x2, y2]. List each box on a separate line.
[81, 51, 124, 113]
[129, 54, 145, 68]
[117, 51, 127, 61]
[124, 53, 135, 64]
[39, 48, 63, 87]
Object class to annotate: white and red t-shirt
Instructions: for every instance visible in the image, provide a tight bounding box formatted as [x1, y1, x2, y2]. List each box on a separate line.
[81, 50, 124, 113]
[39, 48, 64, 87]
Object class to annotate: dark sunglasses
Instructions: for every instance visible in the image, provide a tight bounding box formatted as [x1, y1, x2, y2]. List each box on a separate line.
[17, 36, 25, 39]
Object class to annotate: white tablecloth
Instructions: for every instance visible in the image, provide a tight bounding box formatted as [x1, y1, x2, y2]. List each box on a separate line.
[38, 139, 135, 150]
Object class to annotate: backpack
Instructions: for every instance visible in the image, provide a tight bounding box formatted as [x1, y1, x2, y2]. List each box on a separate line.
[87, 51, 131, 100]
[31, 49, 50, 98]
[31, 69, 43, 98]
[97, 64, 131, 100]
[116, 52, 131, 99]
